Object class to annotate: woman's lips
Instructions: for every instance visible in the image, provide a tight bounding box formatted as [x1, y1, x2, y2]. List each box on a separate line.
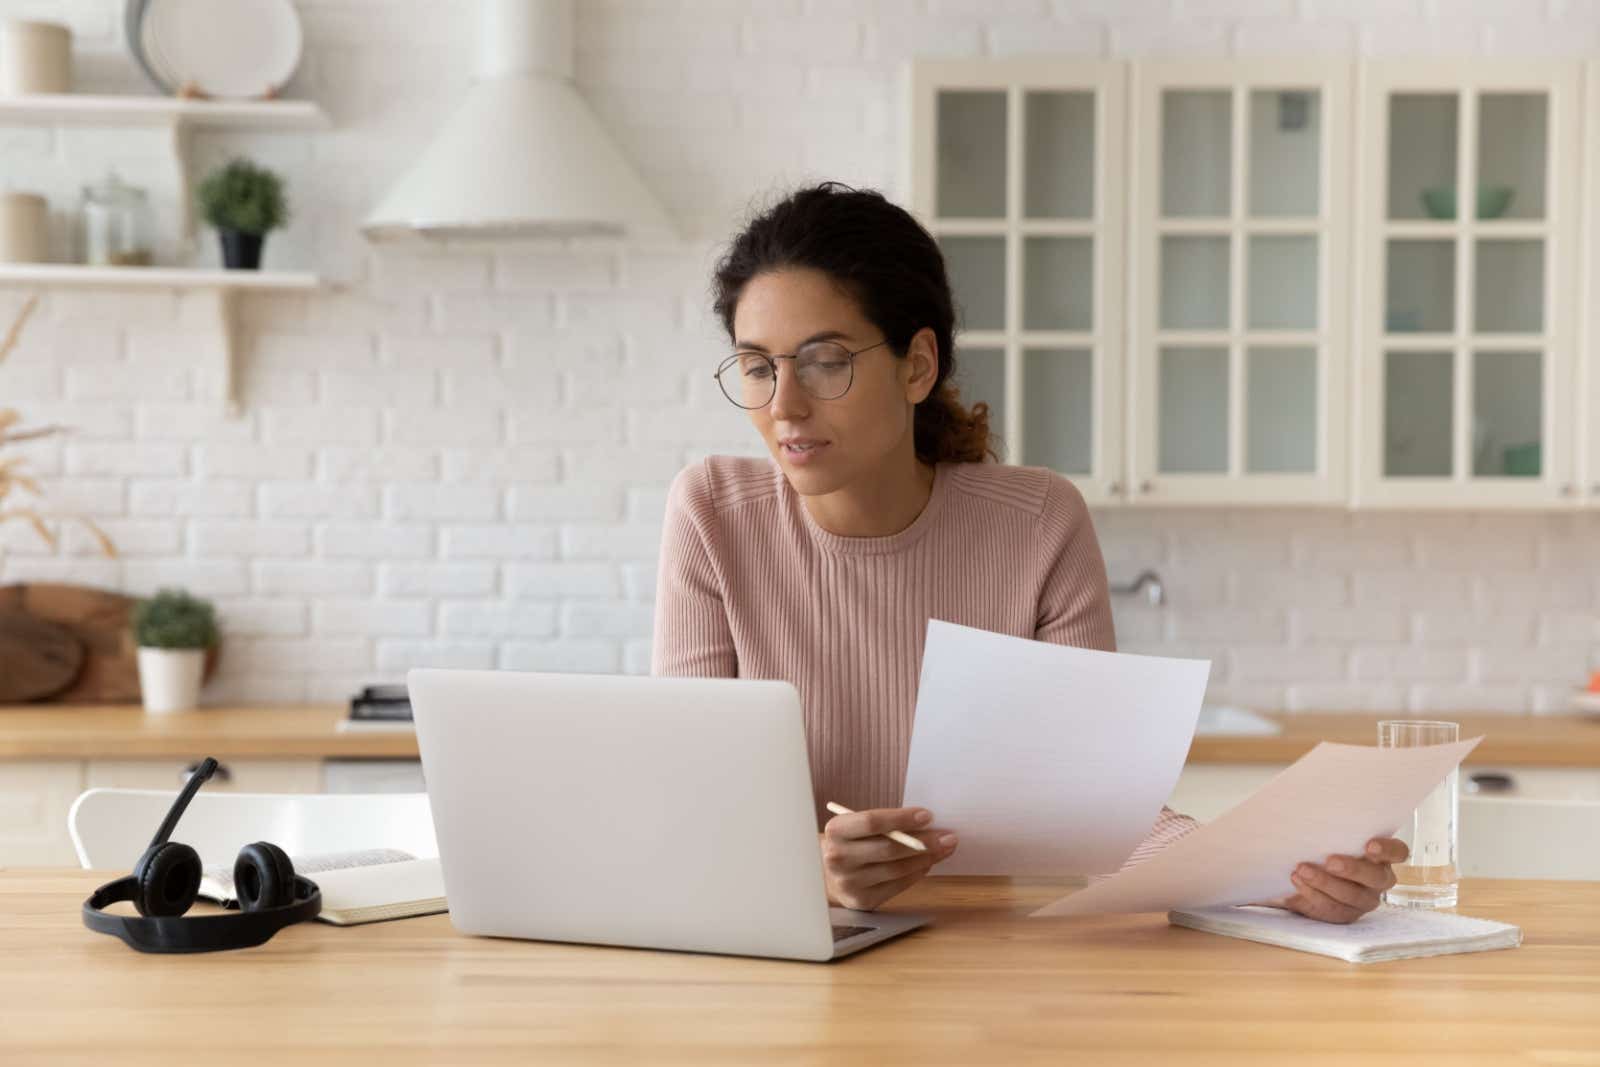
[780, 440, 829, 465]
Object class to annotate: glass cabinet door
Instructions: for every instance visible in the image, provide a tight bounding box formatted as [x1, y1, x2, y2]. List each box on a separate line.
[911, 60, 1127, 505]
[1133, 62, 1351, 505]
[1361, 62, 1580, 507]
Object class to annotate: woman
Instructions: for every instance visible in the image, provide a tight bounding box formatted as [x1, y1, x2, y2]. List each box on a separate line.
[652, 182, 1405, 922]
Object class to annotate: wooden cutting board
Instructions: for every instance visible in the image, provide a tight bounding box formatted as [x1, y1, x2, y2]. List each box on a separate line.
[0, 584, 221, 705]
[0, 609, 83, 702]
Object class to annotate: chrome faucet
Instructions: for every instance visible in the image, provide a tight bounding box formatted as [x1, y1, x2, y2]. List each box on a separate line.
[1110, 569, 1166, 607]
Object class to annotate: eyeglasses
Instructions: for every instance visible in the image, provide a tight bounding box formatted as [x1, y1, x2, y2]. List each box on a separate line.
[713, 339, 891, 410]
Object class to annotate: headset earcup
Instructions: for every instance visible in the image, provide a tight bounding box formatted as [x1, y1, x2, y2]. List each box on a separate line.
[234, 842, 296, 912]
[132, 841, 202, 918]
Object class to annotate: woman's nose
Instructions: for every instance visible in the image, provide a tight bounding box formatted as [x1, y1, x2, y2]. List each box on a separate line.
[767, 362, 809, 421]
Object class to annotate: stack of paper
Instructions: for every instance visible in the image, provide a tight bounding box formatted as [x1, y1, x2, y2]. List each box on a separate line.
[1168, 904, 1522, 963]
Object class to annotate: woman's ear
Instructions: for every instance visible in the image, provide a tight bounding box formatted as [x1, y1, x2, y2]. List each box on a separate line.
[902, 328, 940, 405]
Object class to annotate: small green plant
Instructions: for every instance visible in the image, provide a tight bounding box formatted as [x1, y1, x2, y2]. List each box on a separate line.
[196, 158, 289, 236]
[132, 588, 219, 650]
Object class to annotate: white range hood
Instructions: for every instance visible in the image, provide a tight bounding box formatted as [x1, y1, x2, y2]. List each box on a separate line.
[362, 0, 675, 240]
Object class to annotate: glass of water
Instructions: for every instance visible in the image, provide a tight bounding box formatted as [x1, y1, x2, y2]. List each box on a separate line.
[1377, 720, 1460, 909]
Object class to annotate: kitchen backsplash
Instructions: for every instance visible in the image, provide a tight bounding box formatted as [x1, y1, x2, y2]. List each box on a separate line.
[1, 0, 1596, 711]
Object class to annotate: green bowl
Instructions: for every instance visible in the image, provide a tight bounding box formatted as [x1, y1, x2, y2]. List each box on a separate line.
[1420, 184, 1515, 220]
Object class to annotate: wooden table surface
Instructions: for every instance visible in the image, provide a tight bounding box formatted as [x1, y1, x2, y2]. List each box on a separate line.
[4, 870, 1597, 1065]
[3, 704, 1599, 766]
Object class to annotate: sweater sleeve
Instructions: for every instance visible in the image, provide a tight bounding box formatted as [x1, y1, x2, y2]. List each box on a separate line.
[650, 463, 738, 679]
[1033, 474, 1117, 653]
[1031, 472, 1202, 866]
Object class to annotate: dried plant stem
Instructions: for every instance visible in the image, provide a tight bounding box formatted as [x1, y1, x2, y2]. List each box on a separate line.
[0, 294, 39, 364]
[0, 293, 118, 558]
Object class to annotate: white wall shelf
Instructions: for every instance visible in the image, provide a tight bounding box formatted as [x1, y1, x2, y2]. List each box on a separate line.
[0, 92, 328, 252]
[0, 93, 328, 418]
[0, 264, 317, 290]
[0, 93, 328, 130]
[0, 265, 320, 417]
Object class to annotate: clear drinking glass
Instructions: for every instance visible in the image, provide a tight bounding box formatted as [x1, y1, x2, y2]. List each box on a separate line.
[1377, 720, 1460, 909]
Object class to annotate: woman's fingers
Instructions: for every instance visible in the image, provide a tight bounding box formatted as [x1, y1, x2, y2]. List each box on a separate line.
[1282, 886, 1363, 925]
[1323, 851, 1399, 892]
[852, 852, 938, 890]
[1365, 836, 1410, 865]
[1291, 863, 1380, 919]
[826, 806, 931, 842]
[820, 806, 960, 910]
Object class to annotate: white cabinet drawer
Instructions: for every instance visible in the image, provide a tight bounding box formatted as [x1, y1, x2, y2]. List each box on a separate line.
[85, 760, 324, 793]
[1166, 763, 1286, 822]
[1459, 766, 1600, 801]
[1168, 761, 1600, 825]
[0, 762, 86, 866]
[322, 759, 425, 794]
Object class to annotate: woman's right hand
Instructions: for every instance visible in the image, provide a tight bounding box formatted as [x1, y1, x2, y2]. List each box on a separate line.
[820, 806, 958, 911]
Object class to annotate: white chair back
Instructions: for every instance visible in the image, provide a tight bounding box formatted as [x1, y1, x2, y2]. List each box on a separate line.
[1460, 796, 1600, 880]
[69, 789, 437, 872]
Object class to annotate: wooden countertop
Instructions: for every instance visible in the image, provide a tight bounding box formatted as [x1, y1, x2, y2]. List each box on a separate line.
[2, 704, 1598, 765]
[0, 704, 418, 760]
[1185, 712, 1600, 767]
[4, 870, 1596, 1064]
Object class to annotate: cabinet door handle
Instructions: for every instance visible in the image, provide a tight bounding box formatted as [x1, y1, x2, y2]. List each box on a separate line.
[1559, 483, 1576, 498]
[183, 761, 231, 784]
[1138, 480, 1153, 495]
[1108, 480, 1124, 496]
[1466, 771, 1514, 794]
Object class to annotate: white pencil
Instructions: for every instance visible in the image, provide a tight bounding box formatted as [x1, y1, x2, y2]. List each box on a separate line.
[824, 801, 928, 852]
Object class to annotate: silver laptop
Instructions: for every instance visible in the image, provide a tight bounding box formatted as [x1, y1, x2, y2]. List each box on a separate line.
[407, 668, 929, 961]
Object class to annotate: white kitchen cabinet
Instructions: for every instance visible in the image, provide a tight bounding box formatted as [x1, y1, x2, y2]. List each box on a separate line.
[907, 59, 1129, 506]
[912, 57, 1600, 511]
[1129, 60, 1352, 506]
[1586, 65, 1600, 509]
[84, 759, 324, 793]
[0, 762, 85, 867]
[0, 757, 425, 868]
[1167, 761, 1600, 823]
[1354, 61, 1584, 509]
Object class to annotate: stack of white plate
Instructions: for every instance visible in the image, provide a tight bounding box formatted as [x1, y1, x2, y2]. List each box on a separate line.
[125, 0, 302, 100]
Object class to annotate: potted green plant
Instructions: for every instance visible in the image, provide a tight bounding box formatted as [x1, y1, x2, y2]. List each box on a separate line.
[196, 157, 288, 270]
[132, 588, 219, 714]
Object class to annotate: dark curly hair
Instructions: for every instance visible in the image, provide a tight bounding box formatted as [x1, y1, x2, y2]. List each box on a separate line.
[711, 181, 998, 465]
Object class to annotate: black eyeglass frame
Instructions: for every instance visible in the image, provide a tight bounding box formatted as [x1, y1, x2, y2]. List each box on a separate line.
[713, 339, 893, 410]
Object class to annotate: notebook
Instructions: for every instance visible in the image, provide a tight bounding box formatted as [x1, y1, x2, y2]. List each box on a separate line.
[1168, 904, 1522, 963]
[200, 848, 447, 926]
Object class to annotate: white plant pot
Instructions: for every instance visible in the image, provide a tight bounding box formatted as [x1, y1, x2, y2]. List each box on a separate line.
[137, 647, 206, 714]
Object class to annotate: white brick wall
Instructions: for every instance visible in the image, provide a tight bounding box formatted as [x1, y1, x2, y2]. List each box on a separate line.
[1, 0, 1596, 710]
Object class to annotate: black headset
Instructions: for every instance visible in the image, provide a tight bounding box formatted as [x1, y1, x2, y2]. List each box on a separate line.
[82, 757, 322, 953]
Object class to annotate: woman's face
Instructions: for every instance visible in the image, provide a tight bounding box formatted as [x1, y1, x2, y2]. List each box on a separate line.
[730, 268, 937, 497]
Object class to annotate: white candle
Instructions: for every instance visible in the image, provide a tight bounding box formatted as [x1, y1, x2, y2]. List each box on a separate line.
[0, 19, 71, 97]
[0, 192, 50, 263]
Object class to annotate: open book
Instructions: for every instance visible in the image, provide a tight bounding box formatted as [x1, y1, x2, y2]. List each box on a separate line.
[200, 848, 447, 926]
[1168, 904, 1522, 964]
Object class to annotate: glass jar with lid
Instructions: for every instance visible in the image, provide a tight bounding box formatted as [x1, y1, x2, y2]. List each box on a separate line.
[79, 172, 153, 267]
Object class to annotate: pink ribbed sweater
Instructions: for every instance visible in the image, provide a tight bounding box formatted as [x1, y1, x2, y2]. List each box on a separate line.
[650, 455, 1197, 869]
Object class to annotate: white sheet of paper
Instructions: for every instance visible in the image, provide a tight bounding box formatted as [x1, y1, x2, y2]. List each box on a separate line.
[901, 619, 1211, 876]
[1033, 735, 1483, 917]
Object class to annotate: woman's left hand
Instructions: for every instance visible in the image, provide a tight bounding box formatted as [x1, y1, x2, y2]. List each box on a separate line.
[1266, 837, 1410, 924]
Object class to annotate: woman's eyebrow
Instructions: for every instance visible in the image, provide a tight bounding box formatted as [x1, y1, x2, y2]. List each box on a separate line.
[734, 329, 852, 353]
